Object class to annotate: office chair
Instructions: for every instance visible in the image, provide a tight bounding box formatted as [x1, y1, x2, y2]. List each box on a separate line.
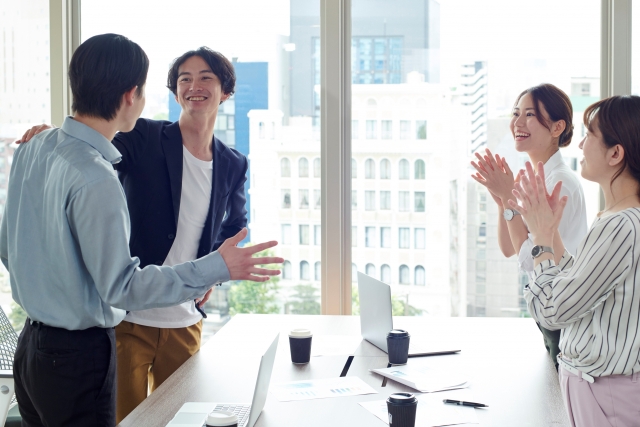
[0, 307, 20, 426]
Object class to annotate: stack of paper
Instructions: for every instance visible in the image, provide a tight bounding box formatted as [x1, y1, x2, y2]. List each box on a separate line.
[271, 376, 377, 402]
[370, 365, 468, 393]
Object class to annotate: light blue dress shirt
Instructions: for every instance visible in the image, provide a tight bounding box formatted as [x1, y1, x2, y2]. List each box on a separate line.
[0, 117, 230, 330]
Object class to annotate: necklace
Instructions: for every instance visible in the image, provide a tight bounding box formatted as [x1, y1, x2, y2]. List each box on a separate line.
[599, 194, 639, 216]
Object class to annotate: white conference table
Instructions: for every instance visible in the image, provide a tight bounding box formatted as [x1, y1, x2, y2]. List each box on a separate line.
[118, 314, 570, 427]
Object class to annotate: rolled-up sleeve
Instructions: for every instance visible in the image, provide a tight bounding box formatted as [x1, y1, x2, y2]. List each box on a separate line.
[524, 216, 633, 330]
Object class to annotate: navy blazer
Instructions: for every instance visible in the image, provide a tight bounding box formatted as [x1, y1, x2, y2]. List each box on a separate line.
[112, 118, 248, 268]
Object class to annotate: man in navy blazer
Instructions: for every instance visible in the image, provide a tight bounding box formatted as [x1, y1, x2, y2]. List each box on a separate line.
[111, 48, 247, 422]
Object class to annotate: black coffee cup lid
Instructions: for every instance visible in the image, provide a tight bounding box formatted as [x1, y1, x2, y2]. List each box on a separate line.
[387, 329, 409, 338]
[387, 392, 417, 405]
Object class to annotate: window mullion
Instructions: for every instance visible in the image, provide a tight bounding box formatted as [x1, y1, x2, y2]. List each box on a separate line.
[320, 0, 351, 314]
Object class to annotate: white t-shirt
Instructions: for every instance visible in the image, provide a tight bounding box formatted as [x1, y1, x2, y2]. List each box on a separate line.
[125, 145, 213, 328]
[518, 150, 588, 277]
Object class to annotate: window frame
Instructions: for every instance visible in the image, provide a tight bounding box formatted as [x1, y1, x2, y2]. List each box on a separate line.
[61, 0, 632, 315]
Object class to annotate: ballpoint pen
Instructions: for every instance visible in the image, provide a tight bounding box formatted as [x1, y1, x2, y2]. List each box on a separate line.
[443, 399, 488, 408]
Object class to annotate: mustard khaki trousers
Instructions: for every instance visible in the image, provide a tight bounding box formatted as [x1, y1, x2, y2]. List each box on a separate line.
[115, 320, 203, 424]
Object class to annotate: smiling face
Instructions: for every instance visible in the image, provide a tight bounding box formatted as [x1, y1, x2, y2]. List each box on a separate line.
[578, 117, 610, 183]
[509, 93, 558, 155]
[175, 55, 229, 117]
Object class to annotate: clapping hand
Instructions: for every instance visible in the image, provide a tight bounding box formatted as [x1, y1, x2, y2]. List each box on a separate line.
[507, 161, 567, 243]
[470, 148, 516, 206]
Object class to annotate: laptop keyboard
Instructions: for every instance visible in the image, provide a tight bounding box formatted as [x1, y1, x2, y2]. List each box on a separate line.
[213, 404, 251, 427]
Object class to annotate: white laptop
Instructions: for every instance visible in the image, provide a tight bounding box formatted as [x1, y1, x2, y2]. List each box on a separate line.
[166, 333, 279, 427]
[358, 272, 460, 357]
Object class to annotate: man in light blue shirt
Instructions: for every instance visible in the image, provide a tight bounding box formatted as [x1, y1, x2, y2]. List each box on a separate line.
[0, 33, 281, 427]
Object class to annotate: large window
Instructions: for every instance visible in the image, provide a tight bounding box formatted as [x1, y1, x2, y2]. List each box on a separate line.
[82, 0, 322, 323]
[29, 0, 626, 320]
[351, 0, 601, 317]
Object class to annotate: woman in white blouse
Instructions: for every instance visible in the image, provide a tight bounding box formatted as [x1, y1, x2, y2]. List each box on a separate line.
[510, 95, 640, 427]
[471, 84, 588, 367]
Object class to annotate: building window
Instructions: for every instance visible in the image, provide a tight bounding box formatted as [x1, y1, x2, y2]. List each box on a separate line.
[415, 266, 425, 286]
[416, 120, 427, 139]
[365, 191, 376, 211]
[414, 192, 425, 212]
[400, 120, 411, 139]
[314, 189, 321, 209]
[352, 36, 403, 84]
[399, 159, 409, 179]
[281, 224, 291, 245]
[366, 120, 377, 139]
[399, 228, 410, 249]
[314, 261, 321, 281]
[476, 260, 486, 283]
[365, 159, 375, 179]
[380, 227, 391, 248]
[414, 228, 425, 249]
[282, 190, 291, 208]
[365, 227, 376, 248]
[299, 190, 309, 209]
[299, 158, 309, 177]
[399, 191, 410, 212]
[352, 158, 357, 178]
[352, 226, 357, 247]
[479, 222, 486, 237]
[314, 225, 321, 246]
[313, 157, 321, 178]
[479, 191, 487, 212]
[381, 264, 391, 284]
[283, 261, 292, 280]
[280, 158, 291, 177]
[366, 263, 376, 278]
[300, 261, 310, 280]
[352, 263, 358, 282]
[380, 191, 391, 210]
[414, 159, 425, 179]
[299, 225, 310, 245]
[352, 120, 359, 139]
[352, 190, 357, 210]
[380, 159, 391, 179]
[399, 265, 410, 284]
[381, 120, 392, 139]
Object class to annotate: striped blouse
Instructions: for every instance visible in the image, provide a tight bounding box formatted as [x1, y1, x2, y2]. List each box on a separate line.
[525, 207, 640, 377]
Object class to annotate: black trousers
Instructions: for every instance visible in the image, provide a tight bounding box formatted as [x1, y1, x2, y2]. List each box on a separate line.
[14, 320, 116, 427]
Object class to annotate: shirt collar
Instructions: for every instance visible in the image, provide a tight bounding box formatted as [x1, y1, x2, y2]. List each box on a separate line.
[543, 150, 564, 174]
[60, 116, 122, 164]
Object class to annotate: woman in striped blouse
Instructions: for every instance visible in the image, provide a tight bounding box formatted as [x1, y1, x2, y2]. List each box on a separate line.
[509, 95, 640, 427]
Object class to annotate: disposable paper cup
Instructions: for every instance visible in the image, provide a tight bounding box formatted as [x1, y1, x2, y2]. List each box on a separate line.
[387, 329, 410, 365]
[387, 393, 418, 427]
[206, 410, 238, 427]
[289, 328, 312, 364]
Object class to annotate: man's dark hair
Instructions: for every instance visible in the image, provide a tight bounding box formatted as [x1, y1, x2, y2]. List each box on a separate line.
[166, 47, 236, 97]
[69, 33, 149, 121]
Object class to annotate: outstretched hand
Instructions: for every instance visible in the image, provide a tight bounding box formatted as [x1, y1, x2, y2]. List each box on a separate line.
[218, 228, 284, 282]
[15, 124, 53, 144]
[507, 161, 567, 241]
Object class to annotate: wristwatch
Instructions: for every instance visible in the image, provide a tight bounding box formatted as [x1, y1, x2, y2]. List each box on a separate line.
[531, 245, 554, 258]
[503, 208, 521, 221]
